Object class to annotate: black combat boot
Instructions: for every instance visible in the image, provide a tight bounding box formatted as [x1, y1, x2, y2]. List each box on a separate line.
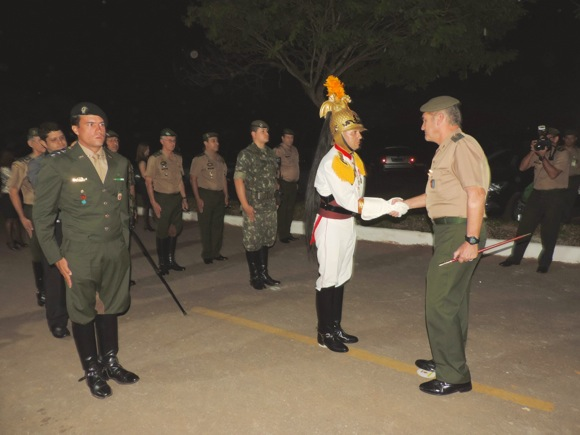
[72, 320, 112, 399]
[95, 314, 140, 385]
[316, 288, 348, 353]
[32, 261, 45, 307]
[156, 238, 169, 275]
[246, 250, 265, 290]
[258, 246, 280, 286]
[167, 237, 185, 271]
[332, 285, 358, 344]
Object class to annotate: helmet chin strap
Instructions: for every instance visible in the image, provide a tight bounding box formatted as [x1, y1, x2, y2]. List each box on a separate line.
[338, 133, 355, 153]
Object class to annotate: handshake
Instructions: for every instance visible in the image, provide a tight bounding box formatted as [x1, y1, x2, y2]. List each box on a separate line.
[361, 197, 409, 221]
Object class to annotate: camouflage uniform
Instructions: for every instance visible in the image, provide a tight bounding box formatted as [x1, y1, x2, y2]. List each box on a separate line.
[234, 143, 278, 251]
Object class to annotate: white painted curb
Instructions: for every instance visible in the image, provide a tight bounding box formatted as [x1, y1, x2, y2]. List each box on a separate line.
[142, 208, 580, 264]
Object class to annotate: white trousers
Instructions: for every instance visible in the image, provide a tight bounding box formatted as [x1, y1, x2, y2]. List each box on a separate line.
[314, 215, 356, 290]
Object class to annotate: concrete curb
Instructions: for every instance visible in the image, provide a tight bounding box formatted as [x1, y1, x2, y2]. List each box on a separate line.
[177, 210, 580, 264]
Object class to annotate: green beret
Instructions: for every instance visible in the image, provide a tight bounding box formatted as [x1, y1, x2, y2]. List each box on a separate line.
[547, 127, 560, 136]
[106, 130, 119, 138]
[160, 128, 177, 137]
[250, 120, 269, 131]
[420, 96, 460, 113]
[282, 128, 295, 136]
[70, 102, 108, 125]
[27, 127, 40, 139]
[202, 132, 219, 141]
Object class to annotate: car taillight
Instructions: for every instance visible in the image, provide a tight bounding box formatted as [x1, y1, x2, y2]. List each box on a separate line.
[380, 157, 386, 163]
[409, 156, 416, 164]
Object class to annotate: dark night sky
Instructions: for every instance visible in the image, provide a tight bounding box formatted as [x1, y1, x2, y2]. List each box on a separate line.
[1, 0, 579, 166]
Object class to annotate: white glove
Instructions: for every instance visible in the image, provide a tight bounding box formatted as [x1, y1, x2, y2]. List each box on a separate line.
[361, 197, 409, 220]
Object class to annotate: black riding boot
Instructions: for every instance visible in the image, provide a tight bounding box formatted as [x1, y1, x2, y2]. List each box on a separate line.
[332, 285, 358, 344]
[32, 261, 45, 307]
[246, 250, 265, 290]
[168, 237, 185, 271]
[156, 237, 169, 275]
[95, 314, 140, 384]
[72, 320, 112, 399]
[316, 288, 348, 353]
[258, 246, 280, 286]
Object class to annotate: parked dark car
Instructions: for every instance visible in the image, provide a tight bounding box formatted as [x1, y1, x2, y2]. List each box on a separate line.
[485, 149, 532, 220]
[378, 146, 418, 170]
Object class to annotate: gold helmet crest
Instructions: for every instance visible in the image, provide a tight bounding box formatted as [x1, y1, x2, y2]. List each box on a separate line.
[319, 76, 366, 142]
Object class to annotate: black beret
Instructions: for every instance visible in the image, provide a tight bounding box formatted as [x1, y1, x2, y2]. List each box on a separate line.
[250, 120, 269, 131]
[202, 132, 219, 141]
[282, 128, 295, 136]
[70, 102, 108, 125]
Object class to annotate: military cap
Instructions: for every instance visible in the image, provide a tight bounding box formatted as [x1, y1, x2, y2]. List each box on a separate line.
[547, 127, 560, 136]
[202, 132, 219, 141]
[27, 127, 40, 139]
[106, 130, 119, 138]
[250, 120, 269, 131]
[420, 96, 460, 113]
[70, 102, 108, 125]
[282, 128, 295, 136]
[160, 128, 177, 137]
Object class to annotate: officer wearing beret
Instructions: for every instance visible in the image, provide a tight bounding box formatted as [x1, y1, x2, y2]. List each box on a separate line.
[33, 102, 139, 399]
[234, 120, 281, 290]
[275, 128, 300, 243]
[399, 96, 490, 395]
[190, 132, 229, 264]
[145, 128, 188, 275]
[8, 128, 48, 307]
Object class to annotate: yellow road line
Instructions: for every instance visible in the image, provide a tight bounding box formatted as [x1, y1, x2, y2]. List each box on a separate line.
[191, 306, 554, 413]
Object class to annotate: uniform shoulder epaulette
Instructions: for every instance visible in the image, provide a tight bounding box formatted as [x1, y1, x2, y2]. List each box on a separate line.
[451, 133, 465, 142]
[331, 151, 366, 184]
[16, 155, 32, 163]
[48, 149, 67, 157]
[152, 150, 163, 157]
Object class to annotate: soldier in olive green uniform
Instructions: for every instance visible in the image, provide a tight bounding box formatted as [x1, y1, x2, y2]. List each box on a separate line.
[234, 120, 281, 290]
[145, 128, 188, 275]
[33, 103, 139, 399]
[190, 132, 229, 264]
[8, 128, 46, 307]
[401, 96, 490, 396]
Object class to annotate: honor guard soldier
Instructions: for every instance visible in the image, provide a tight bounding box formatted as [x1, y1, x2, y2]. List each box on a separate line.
[190, 132, 229, 264]
[275, 128, 300, 243]
[25, 123, 71, 338]
[33, 103, 139, 399]
[145, 128, 188, 275]
[304, 76, 408, 353]
[400, 96, 490, 395]
[8, 128, 47, 307]
[234, 120, 281, 290]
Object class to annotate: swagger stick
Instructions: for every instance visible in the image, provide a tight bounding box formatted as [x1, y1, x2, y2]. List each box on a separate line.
[131, 230, 187, 315]
[438, 233, 532, 266]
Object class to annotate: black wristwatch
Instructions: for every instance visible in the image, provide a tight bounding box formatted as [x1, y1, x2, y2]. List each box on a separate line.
[465, 235, 479, 245]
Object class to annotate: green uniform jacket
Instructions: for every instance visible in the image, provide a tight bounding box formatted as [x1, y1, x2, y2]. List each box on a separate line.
[33, 143, 130, 265]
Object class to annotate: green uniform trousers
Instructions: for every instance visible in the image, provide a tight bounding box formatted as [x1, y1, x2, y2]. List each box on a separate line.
[62, 236, 130, 325]
[426, 220, 487, 384]
[242, 196, 277, 251]
[24, 204, 43, 262]
[154, 192, 183, 238]
[277, 179, 298, 239]
[198, 188, 226, 260]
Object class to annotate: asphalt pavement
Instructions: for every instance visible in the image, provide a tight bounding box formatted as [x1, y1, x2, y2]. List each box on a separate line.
[1, 221, 579, 434]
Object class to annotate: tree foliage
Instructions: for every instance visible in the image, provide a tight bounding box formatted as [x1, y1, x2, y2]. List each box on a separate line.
[183, 0, 525, 106]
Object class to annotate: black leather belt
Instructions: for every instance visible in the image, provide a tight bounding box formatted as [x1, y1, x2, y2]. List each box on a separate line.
[432, 217, 467, 225]
[320, 194, 355, 216]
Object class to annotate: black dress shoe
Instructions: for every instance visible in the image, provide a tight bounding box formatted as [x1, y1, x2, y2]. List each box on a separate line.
[317, 332, 349, 353]
[203, 258, 213, 264]
[51, 326, 71, 339]
[536, 266, 549, 273]
[80, 363, 112, 399]
[101, 358, 140, 385]
[214, 255, 228, 261]
[419, 379, 472, 396]
[415, 359, 436, 372]
[279, 238, 290, 243]
[499, 258, 520, 267]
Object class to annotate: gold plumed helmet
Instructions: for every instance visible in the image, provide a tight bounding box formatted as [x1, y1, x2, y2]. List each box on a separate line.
[319, 76, 366, 143]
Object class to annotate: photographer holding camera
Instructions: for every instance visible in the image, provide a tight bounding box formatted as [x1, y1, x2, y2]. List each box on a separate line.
[500, 127, 569, 273]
